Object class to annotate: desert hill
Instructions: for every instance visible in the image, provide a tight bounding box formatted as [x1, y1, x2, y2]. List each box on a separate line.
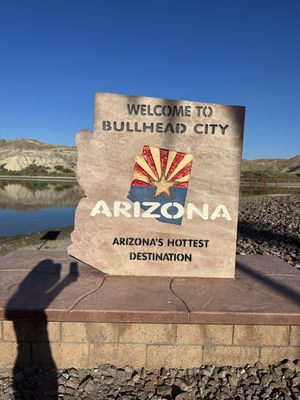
[0, 139, 299, 176]
[241, 155, 300, 175]
[0, 139, 76, 175]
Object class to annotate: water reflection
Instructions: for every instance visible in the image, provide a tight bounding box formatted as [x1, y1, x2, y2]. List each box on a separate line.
[0, 180, 83, 210]
[0, 180, 83, 237]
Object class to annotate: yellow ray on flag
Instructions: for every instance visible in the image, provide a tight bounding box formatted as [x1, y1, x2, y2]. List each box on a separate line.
[165, 151, 177, 177]
[167, 154, 193, 181]
[135, 156, 157, 180]
[149, 146, 161, 179]
[133, 171, 150, 183]
[175, 174, 190, 183]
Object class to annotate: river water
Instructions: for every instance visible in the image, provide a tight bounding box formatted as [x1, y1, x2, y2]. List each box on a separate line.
[0, 180, 83, 237]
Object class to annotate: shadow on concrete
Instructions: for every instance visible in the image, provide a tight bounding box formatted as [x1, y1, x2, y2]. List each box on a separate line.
[5, 259, 79, 400]
[236, 260, 300, 306]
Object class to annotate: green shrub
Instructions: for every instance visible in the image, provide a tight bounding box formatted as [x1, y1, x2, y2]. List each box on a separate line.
[0, 163, 75, 176]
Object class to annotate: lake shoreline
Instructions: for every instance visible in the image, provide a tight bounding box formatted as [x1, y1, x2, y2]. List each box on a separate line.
[0, 226, 73, 256]
[0, 175, 76, 181]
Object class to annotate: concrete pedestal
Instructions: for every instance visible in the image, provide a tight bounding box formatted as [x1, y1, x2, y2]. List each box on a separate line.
[0, 251, 299, 368]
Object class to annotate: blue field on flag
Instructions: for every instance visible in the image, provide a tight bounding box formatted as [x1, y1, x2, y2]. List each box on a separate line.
[128, 186, 188, 225]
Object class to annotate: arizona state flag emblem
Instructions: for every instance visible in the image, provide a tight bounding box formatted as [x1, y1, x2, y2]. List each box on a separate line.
[128, 145, 193, 225]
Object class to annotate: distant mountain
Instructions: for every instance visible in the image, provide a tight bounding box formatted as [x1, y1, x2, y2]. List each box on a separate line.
[241, 155, 300, 176]
[0, 139, 76, 175]
[0, 139, 299, 176]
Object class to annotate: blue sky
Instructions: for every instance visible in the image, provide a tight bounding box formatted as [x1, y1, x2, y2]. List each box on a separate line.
[0, 0, 299, 159]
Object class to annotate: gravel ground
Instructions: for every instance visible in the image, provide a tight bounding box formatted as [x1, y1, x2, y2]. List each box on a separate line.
[0, 359, 300, 400]
[237, 195, 300, 267]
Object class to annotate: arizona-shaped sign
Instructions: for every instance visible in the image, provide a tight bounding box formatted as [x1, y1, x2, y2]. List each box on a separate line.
[68, 93, 245, 278]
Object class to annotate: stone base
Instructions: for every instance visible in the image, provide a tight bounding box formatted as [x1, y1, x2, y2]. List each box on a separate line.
[0, 321, 300, 369]
[0, 251, 299, 369]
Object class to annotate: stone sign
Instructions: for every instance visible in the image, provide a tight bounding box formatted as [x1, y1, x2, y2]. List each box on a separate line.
[68, 93, 245, 278]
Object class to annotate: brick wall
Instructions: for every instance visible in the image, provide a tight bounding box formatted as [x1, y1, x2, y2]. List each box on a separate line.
[0, 321, 299, 369]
